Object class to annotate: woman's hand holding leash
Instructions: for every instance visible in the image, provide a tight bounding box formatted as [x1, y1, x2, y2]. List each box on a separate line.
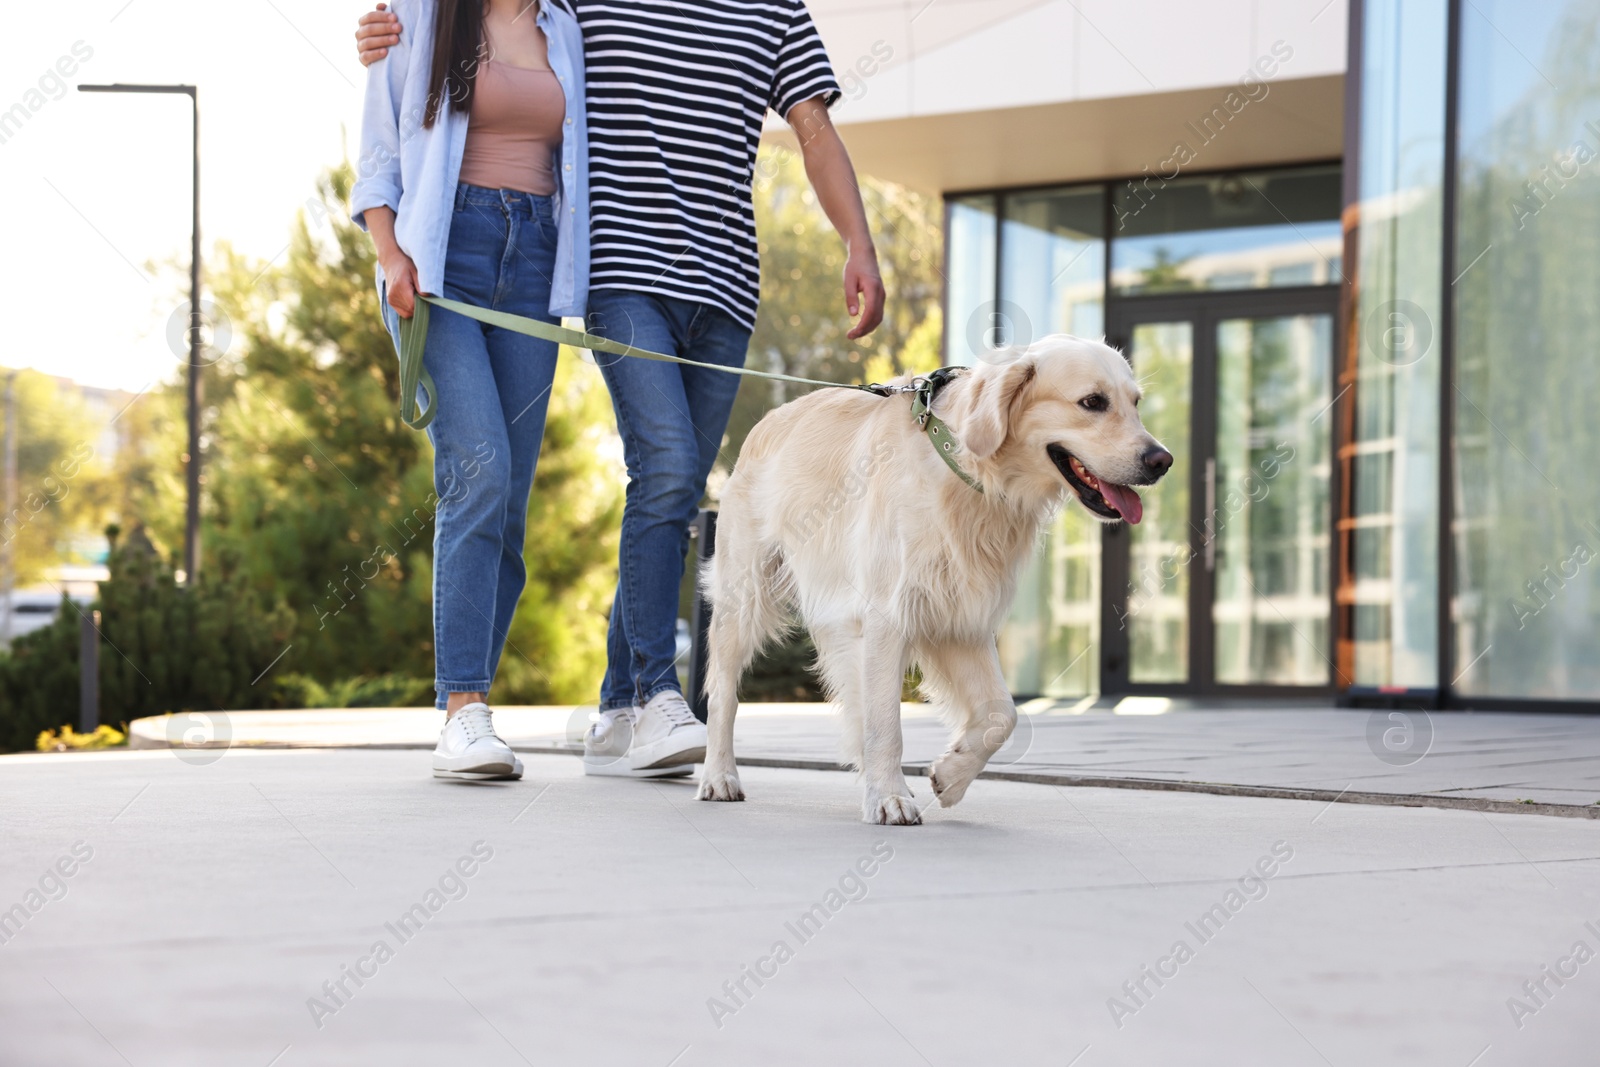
[381, 250, 422, 319]
[363, 205, 422, 318]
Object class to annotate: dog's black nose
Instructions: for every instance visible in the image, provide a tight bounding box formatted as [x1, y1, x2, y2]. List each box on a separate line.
[1142, 446, 1174, 479]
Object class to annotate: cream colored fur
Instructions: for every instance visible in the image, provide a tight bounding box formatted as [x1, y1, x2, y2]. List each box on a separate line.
[695, 335, 1167, 824]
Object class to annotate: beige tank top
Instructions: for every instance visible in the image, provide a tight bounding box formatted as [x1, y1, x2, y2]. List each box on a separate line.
[458, 58, 566, 197]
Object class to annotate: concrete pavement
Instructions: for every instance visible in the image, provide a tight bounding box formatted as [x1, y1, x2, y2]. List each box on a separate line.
[3, 746, 1599, 1065]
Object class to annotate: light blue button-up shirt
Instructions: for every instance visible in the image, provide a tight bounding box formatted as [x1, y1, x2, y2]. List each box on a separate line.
[350, 0, 589, 317]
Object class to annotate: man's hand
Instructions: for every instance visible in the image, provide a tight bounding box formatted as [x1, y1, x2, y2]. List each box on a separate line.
[843, 245, 885, 341]
[788, 97, 886, 341]
[357, 3, 402, 66]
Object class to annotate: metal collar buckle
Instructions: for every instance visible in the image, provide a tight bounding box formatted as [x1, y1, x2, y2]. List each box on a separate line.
[909, 376, 935, 427]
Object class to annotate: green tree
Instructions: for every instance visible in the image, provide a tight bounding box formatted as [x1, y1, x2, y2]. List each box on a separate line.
[193, 165, 436, 686]
[0, 370, 108, 588]
[1134, 246, 1197, 293]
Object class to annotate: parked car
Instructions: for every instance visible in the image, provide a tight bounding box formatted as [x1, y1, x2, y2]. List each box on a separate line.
[3, 589, 92, 647]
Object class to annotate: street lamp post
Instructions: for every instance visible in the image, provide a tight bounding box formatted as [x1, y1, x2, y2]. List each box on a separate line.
[77, 83, 202, 584]
[2, 371, 16, 647]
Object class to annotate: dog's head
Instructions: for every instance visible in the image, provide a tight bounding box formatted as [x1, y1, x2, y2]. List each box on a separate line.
[957, 335, 1173, 524]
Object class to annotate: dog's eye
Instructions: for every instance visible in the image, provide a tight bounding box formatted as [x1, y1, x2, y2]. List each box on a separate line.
[1079, 394, 1109, 413]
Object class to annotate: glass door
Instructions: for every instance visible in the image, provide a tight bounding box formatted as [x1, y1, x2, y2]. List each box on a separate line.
[1123, 320, 1195, 685]
[1211, 312, 1334, 686]
[1105, 290, 1337, 694]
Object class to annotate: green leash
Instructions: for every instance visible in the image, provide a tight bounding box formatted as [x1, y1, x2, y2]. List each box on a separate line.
[396, 294, 983, 492]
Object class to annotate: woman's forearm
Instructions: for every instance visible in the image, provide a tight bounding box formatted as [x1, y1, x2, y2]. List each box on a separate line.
[365, 205, 403, 259]
[363, 204, 421, 316]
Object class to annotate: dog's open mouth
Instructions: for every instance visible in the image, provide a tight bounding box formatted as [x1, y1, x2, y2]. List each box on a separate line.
[1047, 444, 1143, 524]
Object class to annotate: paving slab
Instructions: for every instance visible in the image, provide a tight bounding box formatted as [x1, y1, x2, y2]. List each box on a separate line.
[2, 748, 1598, 1066]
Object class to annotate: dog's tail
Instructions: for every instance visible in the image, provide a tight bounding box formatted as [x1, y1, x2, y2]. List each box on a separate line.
[702, 531, 792, 689]
[702, 505, 792, 780]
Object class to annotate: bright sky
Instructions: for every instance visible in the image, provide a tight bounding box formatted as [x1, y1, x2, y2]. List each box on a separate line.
[3, 1, 373, 391]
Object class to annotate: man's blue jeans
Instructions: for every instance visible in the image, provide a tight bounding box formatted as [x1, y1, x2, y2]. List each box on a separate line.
[586, 289, 751, 711]
[383, 185, 560, 710]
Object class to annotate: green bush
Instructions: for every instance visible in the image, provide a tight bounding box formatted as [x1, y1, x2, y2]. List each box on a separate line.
[0, 596, 81, 752]
[0, 527, 294, 752]
[271, 672, 431, 709]
[94, 529, 293, 722]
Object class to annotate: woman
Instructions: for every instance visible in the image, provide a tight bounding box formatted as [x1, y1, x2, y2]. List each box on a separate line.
[352, 0, 588, 779]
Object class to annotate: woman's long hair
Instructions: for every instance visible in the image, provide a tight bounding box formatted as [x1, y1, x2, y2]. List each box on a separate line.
[423, 0, 486, 129]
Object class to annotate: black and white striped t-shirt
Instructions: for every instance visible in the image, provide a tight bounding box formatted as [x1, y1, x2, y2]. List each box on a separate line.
[561, 0, 840, 330]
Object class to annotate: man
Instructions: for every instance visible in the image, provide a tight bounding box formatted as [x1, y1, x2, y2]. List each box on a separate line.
[356, 0, 884, 778]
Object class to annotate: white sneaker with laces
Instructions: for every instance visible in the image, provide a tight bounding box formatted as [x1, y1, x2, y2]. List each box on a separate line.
[629, 690, 706, 771]
[583, 707, 690, 778]
[433, 703, 522, 780]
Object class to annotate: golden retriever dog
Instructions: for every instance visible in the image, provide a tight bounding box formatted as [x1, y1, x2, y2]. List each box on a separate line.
[696, 335, 1173, 824]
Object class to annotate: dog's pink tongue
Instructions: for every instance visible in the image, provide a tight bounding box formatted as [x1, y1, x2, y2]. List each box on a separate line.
[1100, 482, 1143, 524]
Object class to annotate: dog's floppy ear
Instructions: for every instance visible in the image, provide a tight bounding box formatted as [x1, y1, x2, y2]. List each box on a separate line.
[961, 356, 1037, 459]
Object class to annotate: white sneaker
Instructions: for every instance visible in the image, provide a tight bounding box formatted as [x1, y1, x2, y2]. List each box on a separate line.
[433, 703, 523, 780]
[583, 707, 689, 778]
[629, 690, 706, 771]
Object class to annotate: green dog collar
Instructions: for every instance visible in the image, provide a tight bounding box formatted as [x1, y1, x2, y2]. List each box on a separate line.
[908, 370, 984, 494]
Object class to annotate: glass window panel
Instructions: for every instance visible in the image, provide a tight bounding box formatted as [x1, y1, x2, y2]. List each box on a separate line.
[1126, 322, 1194, 684]
[1451, 0, 1600, 699]
[1348, 0, 1447, 690]
[1111, 167, 1342, 294]
[1355, 526, 1392, 582]
[1353, 452, 1393, 517]
[945, 195, 997, 366]
[1001, 188, 1105, 344]
[999, 508, 1100, 697]
[1213, 315, 1333, 685]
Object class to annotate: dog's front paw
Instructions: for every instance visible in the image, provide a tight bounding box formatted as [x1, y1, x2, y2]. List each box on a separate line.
[697, 770, 745, 802]
[864, 793, 922, 825]
[930, 749, 983, 808]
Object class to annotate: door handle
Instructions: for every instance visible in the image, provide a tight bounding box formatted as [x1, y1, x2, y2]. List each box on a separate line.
[1203, 457, 1216, 572]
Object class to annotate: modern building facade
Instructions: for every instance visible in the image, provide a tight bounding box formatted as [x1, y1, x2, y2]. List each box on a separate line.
[795, 0, 1600, 708]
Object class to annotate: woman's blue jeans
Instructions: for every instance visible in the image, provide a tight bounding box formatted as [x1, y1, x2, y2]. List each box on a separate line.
[383, 184, 560, 710]
[586, 290, 752, 712]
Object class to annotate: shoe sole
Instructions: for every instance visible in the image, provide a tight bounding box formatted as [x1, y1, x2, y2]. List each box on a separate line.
[434, 767, 523, 781]
[433, 755, 521, 780]
[584, 756, 693, 779]
[629, 742, 706, 771]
